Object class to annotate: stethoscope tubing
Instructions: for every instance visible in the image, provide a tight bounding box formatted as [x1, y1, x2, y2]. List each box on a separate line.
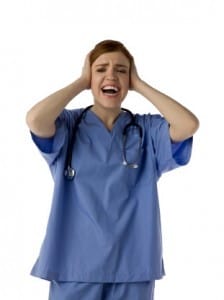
[64, 105, 143, 180]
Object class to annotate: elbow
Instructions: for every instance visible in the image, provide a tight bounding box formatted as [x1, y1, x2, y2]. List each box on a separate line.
[25, 109, 35, 129]
[189, 115, 200, 136]
[170, 116, 200, 142]
[25, 110, 55, 137]
[25, 109, 40, 130]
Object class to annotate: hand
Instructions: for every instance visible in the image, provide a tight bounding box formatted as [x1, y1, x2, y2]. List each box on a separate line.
[80, 52, 92, 89]
[129, 60, 142, 91]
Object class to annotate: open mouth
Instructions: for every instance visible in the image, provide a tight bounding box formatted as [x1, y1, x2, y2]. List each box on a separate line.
[101, 85, 120, 95]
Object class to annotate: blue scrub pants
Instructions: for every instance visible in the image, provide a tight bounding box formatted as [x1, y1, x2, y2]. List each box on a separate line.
[49, 281, 155, 300]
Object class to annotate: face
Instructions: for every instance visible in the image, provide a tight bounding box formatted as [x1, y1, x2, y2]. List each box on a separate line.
[91, 51, 130, 110]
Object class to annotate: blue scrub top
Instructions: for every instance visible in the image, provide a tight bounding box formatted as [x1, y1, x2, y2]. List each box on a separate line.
[30, 108, 193, 282]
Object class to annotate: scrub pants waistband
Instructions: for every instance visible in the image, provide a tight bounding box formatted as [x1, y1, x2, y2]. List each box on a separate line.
[49, 280, 155, 300]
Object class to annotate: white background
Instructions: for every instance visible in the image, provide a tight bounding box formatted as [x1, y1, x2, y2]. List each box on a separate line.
[0, 0, 223, 299]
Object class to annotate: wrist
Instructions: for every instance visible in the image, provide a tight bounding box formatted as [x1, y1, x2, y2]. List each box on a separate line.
[132, 78, 146, 93]
[76, 77, 90, 91]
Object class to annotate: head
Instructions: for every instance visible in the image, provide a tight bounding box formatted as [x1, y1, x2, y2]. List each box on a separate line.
[89, 40, 133, 111]
[89, 40, 133, 67]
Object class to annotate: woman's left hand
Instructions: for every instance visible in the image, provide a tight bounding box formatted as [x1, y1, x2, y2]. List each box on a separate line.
[129, 60, 142, 91]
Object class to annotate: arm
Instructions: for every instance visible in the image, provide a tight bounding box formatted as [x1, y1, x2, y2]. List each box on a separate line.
[130, 62, 199, 142]
[26, 54, 91, 137]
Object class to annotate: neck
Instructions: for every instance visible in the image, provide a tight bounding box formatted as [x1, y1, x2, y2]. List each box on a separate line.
[91, 105, 122, 130]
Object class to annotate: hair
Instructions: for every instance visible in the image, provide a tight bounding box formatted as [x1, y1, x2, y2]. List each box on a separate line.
[89, 40, 133, 66]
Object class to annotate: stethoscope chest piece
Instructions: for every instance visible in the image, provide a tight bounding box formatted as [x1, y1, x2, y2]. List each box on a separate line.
[122, 160, 139, 169]
[64, 166, 76, 180]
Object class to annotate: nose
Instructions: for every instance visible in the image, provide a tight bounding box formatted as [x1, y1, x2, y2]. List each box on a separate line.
[106, 68, 117, 80]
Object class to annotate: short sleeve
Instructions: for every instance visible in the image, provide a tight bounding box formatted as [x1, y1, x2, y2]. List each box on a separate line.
[30, 109, 74, 166]
[147, 114, 193, 176]
[30, 134, 54, 153]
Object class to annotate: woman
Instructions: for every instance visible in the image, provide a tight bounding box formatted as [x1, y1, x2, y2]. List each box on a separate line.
[26, 40, 199, 300]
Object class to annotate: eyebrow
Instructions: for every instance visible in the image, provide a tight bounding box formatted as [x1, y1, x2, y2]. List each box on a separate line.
[94, 63, 129, 68]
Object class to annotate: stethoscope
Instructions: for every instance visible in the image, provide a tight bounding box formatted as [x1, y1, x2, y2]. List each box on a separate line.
[64, 105, 143, 180]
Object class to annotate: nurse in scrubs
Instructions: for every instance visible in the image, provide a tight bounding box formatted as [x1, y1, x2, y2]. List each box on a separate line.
[26, 40, 199, 300]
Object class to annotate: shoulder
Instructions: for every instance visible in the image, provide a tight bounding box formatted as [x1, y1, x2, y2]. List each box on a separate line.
[59, 108, 83, 120]
[134, 113, 167, 129]
[56, 108, 84, 128]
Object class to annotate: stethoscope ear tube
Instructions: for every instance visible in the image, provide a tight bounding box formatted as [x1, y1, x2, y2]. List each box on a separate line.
[122, 123, 143, 169]
[64, 105, 93, 180]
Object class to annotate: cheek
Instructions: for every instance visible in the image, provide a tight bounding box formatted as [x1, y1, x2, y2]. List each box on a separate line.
[91, 77, 102, 97]
[91, 71, 101, 84]
[90, 74, 98, 90]
[123, 76, 130, 90]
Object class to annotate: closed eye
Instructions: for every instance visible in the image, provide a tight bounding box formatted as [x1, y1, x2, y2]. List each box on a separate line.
[117, 69, 127, 73]
[96, 68, 106, 72]
[96, 68, 127, 73]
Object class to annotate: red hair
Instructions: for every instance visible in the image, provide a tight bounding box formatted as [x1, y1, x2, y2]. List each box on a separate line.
[89, 40, 133, 66]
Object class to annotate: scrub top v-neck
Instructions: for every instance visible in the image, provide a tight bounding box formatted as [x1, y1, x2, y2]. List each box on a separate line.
[30, 108, 193, 282]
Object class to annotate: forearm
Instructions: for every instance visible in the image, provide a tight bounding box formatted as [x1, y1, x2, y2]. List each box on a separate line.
[134, 80, 199, 141]
[26, 78, 87, 137]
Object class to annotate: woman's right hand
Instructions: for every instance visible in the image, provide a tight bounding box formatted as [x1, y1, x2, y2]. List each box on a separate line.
[80, 52, 92, 90]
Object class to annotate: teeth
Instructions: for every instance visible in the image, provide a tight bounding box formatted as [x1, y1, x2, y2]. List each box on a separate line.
[102, 86, 119, 92]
